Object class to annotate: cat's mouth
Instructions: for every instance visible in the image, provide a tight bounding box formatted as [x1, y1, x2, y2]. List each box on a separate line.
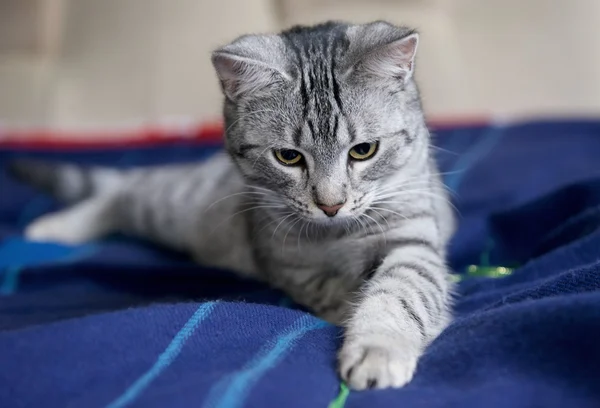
[305, 207, 365, 226]
[285, 198, 371, 222]
[283, 197, 372, 227]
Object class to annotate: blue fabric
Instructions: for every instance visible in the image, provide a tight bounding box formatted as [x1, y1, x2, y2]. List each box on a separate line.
[1, 119, 600, 408]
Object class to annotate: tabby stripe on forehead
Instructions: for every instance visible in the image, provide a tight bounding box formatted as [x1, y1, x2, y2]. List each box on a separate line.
[328, 44, 344, 112]
[331, 59, 343, 111]
[307, 48, 319, 90]
[349, 120, 358, 143]
[302, 45, 314, 94]
[331, 115, 339, 138]
[286, 39, 309, 115]
[292, 127, 303, 146]
[307, 119, 317, 140]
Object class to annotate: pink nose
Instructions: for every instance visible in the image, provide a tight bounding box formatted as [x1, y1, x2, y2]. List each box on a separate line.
[317, 202, 345, 217]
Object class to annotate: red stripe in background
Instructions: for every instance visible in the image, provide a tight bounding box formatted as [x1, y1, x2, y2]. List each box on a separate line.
[0, 116, 489, 151]
[0, 121, 224, 150]
[427, 115, 490, 130]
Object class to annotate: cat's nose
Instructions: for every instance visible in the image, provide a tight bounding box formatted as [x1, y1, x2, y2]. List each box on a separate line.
[316, 202, 345, 217]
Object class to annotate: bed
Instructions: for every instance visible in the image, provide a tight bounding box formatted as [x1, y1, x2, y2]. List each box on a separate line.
[1, 118, 600, 408]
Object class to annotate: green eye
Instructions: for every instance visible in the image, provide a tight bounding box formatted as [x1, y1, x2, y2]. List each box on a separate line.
[274, 149, 303, 166]
[349, 142, 378, 160]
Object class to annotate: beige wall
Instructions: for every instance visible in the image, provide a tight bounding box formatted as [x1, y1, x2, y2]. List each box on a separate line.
[1, 0, 600, 127]
[0, 0, 277, 127]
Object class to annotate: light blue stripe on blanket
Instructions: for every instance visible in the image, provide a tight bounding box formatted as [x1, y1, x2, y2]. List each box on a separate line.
[106, 302, 218, 408]
[203, 315, 329, 408]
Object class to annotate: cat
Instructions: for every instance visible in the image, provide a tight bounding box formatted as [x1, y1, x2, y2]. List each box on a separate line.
[9, 21, 455, 390]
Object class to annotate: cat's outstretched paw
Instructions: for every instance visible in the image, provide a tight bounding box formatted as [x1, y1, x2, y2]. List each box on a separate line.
[23, 197, 112, 244]
[25, 214, 85, 244]
[339, 337, 420, 390]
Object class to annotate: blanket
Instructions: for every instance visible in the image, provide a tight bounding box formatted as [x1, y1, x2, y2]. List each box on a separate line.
[1, 119, 600, 408]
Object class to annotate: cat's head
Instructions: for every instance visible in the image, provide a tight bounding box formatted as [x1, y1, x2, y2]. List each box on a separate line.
[212, 21, 430, 224]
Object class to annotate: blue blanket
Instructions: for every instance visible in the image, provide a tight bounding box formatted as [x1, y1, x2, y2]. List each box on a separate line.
[1, 119, 600, 408]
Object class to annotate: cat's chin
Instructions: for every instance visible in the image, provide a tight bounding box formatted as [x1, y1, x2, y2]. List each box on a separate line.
[306, 213, 356, 228]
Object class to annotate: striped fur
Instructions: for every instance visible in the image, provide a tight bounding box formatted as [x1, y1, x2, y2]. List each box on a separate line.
[10, 21, 455, 390]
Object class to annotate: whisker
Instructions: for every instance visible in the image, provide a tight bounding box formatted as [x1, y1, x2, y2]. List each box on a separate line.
[297, 221, 306, 252]
[208, 205, 287, 237]
[374, 187, 456, 202]
[354, 214, 369, 234]
[282, 216, 303, 254]
[204, 191, 269, 212]
[246, 185, 276, 193]
[375, 188, 452, 201]
[254, 212, 294, 236]
[429, 145, 459, 156]
[373, 170, 464, 197]
[369, 206, 409, 220]
[375, 194, 460, 215]
[306, 219, 313, 244]
[362, 213, 386, 239]
[342, 218, 352, 235]
[353, 215, 362, 234]
[369, 208, 393, 228]
[272, 213, 296, 239]
[373, 180, 433, 196]
[242, 198, 286, 206]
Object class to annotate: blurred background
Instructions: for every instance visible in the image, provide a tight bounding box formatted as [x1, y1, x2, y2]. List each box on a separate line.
[1, 0, 600, 131]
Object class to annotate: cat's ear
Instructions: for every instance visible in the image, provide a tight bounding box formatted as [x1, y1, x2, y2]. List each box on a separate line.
[212, 35, 290, 101]
[345, 22, 419, 84]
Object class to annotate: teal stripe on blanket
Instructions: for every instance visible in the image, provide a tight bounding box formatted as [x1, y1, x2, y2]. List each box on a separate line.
[0, 238, 98, 294]
[203, 315, 329, 408]
[445, 125, 504, 192]
[0, 238, 97, 269]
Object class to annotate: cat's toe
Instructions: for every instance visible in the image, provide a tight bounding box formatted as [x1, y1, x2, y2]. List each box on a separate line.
[339, 340, 419, 390]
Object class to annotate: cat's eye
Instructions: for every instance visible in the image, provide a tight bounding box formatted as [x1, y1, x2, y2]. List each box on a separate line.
[274, 149, 303, 166]
[349, 142, 378, 161]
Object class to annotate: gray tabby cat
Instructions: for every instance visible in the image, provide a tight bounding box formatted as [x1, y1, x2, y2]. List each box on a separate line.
[10, 21, 455, 390]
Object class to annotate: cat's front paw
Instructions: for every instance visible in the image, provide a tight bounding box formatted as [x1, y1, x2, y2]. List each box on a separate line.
[339, 336, 420, 390]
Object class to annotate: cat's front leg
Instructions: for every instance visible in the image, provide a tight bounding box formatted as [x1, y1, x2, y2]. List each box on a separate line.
[282, 269, 358, 325]
[339, 238, 453, 390]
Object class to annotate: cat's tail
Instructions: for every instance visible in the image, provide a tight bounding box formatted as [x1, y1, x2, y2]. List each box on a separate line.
[7, 159, 125, 203]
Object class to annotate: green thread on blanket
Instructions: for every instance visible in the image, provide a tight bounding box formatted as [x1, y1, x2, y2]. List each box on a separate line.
[465, 265, 514, 279]
[328, 382, 350, 408]
[480, 238, 494, 266]
[451, 239, 517, 282]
